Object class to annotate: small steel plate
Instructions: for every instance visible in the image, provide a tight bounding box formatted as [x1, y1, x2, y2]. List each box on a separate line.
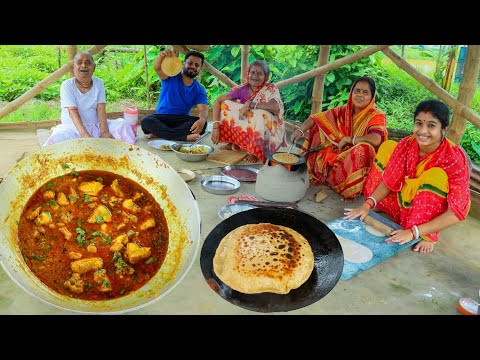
[220, 165, 259, 182]
[201, 175, 241, 195]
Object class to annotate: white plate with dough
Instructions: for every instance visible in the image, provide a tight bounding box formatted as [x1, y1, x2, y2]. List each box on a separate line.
[147, 139, 176, 151]
[336, 235, 374, 264]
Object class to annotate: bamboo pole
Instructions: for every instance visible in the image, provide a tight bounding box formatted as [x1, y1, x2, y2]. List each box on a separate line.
[241, 45, 250, 83]
[67, 45, 77, 78]
[311, 45, 331, 114]
[172, 45, 237, 87]
[382, 47, 480, 129]
[105, 47, 141, 53]
[275, 45, 390, 89]
[0, 120, 60, 129]
[448, 45, 480, 144]
[143, 45, 151, 109]
[0, 45, 107, 120]
[57, 46, 61, 69]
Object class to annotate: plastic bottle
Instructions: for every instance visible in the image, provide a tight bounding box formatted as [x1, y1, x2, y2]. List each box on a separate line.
[124, 107, 139, 136]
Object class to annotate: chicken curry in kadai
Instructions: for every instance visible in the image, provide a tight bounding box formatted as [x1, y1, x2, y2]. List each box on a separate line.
[17, 169, 169, 300]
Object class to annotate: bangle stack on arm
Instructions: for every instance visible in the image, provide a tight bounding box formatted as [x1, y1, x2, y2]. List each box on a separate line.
[366, 196, 377, 208]
[363, 200, 373, 209]
[408, 225, 420, 240]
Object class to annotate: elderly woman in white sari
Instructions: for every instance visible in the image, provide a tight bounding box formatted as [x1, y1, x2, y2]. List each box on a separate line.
[43, 51, 135, 147]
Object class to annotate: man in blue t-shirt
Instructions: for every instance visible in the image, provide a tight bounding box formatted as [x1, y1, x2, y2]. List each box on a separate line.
[141, 49, 209, 141]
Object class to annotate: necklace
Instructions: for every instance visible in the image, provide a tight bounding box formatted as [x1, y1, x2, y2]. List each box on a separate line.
[76, 78, 93, 89]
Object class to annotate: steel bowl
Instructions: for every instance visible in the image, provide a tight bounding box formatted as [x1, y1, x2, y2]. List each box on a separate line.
[170, 143, 214, 162]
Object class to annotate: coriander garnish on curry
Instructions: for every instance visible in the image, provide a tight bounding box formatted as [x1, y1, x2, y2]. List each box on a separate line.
[17, 170, 169, 300]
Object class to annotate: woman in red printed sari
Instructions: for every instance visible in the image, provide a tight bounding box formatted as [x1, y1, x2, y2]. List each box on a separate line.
[344, 99, 471, 254]
[211, 60, 286, 163]
[290, 76, 388, 201]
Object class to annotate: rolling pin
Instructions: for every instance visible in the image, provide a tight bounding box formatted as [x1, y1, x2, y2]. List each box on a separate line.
[363, 215, 394, 236]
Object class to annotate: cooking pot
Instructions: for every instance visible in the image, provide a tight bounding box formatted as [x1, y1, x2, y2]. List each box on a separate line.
[266, 142, 331, 167]
[0, 138, 201, 314]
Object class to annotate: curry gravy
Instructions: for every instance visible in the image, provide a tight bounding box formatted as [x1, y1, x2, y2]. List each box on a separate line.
[17, 170, 169, 300]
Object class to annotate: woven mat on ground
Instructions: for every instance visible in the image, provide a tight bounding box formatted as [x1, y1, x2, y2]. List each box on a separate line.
[36, 126, 279, 172]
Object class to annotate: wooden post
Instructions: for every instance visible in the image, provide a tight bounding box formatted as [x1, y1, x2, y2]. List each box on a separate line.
[67, 45, 77, 78]
[143, 45, 151, 109]
[382, 47, 480, 129]
[311, 45, 331, 114]
[241, 45, 250, 83]
[448, 45, 480, 144]
[0, 45, 107, 120]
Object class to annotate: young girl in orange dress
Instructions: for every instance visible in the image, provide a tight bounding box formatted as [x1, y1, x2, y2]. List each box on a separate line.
[344, 99, 471, 254]
[211, 60, 286, 163]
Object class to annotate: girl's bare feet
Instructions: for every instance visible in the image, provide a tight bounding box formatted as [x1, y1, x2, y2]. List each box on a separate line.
[146, 133, 159, 139]
[231, 144, 241, 151]
[186, 133, 200, 141]
[244, 154, 258, 163]
[413, 240, 434, 254]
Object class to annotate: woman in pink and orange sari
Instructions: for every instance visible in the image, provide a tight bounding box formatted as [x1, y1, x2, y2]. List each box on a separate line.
[211, 60, 286, 163]
[290, 76, 388, 201]
[344, 99, 471, 254]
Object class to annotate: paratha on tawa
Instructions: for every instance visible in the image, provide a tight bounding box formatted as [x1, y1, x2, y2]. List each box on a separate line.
[161, 57, 183, 77]
[213, 223, 314, 294]
[272, 153, 299, 164]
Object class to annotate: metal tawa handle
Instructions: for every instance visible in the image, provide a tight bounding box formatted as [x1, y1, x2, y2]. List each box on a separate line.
[303, 142, 332, 155]
[235, 199, 298, 209]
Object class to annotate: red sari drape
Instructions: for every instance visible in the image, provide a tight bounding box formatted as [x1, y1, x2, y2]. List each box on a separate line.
[363, 136, 471, 243]
[301, 84, 388, 199]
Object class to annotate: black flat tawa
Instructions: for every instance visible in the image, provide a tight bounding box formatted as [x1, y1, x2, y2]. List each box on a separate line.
[200, 207, 344, 313]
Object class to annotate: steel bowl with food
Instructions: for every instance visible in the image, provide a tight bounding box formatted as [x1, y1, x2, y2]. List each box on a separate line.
[0, 138, 201, 314]
[170, 143, 214, 162]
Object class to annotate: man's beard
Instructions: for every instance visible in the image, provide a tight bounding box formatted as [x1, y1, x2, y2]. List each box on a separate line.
[182, 68, 198, 79]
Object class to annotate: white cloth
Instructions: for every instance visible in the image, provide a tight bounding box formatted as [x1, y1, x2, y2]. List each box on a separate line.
[42, 76, 136, 146]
